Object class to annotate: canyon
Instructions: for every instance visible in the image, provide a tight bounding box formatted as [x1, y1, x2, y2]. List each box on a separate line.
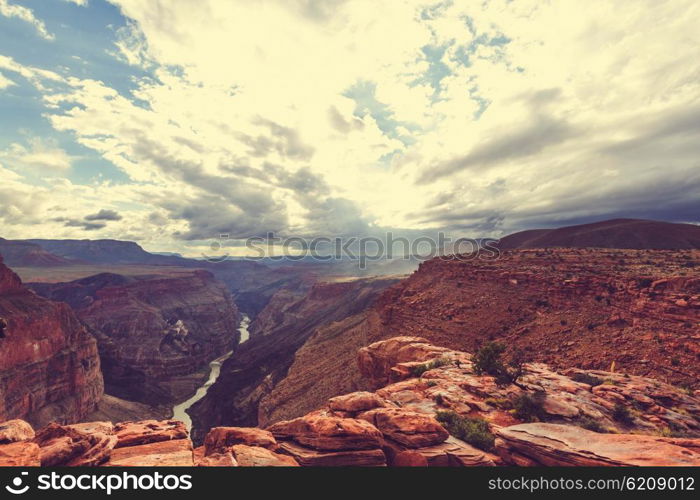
[29, 270, 240, 406]
[188, 276, 400, 443]
[0, 219, 698, 466]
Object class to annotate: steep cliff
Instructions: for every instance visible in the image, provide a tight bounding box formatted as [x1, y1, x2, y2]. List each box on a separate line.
[188, 277, 399, 443]
[30, 270, 239, 405]
[0, 256, 103, 427]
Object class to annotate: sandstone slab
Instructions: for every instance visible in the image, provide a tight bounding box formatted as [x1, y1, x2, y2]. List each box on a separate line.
[496, 423, 700, 466]
[231, 445, 298, 466]
[268, 415, 383, 451]
[277, 440, 385, 466]
[328, 392, 386, 413]
[359, 408, 449, 448]
[114, 420, 188, 448]
[106, 439, 193, 466]
[204, 427, 277, 455]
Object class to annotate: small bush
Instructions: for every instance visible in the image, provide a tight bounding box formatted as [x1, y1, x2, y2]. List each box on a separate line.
[577, 417, 606, 433]
[513, 392, 547, 422]
[472, 341, 507, 376]
[472, 342, 527, 385]
[572, 373, 604, 387]
[436, 411, 495, 452]
[410, 357, 450, 377]
[612, 403, 635, 425]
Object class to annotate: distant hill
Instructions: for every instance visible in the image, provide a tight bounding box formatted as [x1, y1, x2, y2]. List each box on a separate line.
[499, 218, 700, 249]
[0, 238, 77, 267]
[26, 239, 188, 265]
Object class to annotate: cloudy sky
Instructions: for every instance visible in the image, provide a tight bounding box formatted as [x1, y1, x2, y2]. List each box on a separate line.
[0, 0, 698, 255]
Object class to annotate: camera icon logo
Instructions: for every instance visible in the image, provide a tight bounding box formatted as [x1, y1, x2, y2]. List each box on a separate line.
[5, 472, 29, 495]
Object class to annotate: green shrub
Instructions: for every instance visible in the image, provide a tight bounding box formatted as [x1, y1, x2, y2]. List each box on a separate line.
[577, 417, 606, 433]
[436, 411, 495, 452]
[409, 357, 450, 377]
[513, 392, 547, 422]
[472, 342, 507, 375]
[472, 342, 527, 385]
[612, 403, 635, 425]
[572, 372, 604, 387]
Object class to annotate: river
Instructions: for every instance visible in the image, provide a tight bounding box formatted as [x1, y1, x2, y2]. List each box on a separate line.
[171, 314, 250, 431]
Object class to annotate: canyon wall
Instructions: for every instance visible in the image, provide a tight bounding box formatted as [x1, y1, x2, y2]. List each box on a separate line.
[30, 270, 239, 405]
[0, 257, 103, 427]
[221, 248, 699, 432]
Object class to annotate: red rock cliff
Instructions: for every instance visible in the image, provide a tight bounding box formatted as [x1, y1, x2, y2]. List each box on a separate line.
[30, 270, 239, 405]
[0, 256, 103, 427]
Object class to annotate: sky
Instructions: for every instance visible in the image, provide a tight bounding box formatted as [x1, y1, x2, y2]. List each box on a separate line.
[0, 0, 699, 256]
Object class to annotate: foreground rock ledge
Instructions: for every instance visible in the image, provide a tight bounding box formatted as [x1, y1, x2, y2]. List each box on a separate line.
[1, 336, 699, 467]
[496, 424, 700, 466]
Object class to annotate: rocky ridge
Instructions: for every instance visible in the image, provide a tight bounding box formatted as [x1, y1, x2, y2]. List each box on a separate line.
[3, 336, 698, 467]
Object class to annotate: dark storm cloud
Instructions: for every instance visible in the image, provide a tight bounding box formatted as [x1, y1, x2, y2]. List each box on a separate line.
[236, 118, 315, 160]
[85, 209, 122, 221]
[600, 104, 700, 158]
[166, 193, 287, 240]
[130, 137, 290, 240]
[54, 218, 107, 231]
[417, 115, 575, 184]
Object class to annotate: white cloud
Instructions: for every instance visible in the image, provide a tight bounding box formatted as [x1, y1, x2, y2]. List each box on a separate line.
[0, 70, 15, 89]
[0, 137, 74, 173]
[63, 0, 88, 6]
[3, 0, 700, 246]
[0, 0, 54, 41]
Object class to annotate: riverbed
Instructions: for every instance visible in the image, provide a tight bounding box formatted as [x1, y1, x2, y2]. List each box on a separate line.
[171, 314, 250, 431]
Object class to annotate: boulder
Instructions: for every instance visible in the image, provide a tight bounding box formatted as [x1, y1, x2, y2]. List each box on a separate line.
[204, 427, 277, 455]
[277, 441, 385, 466]
[328, 392, 386, 413]
[0, 442, 40, 466]
[230, 445, 299, 467]
[114, 420, 188, 448]
[0, 420, 35, 443]
[268, 415, 383, 451]
[496, 423, 700, 466]
[358, 408, 449, 448]
[358, 337, 449, 388]
[106, 439, 193, 466]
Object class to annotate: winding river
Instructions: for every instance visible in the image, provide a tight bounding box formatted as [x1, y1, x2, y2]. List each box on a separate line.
[172, 314, 250, 431]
